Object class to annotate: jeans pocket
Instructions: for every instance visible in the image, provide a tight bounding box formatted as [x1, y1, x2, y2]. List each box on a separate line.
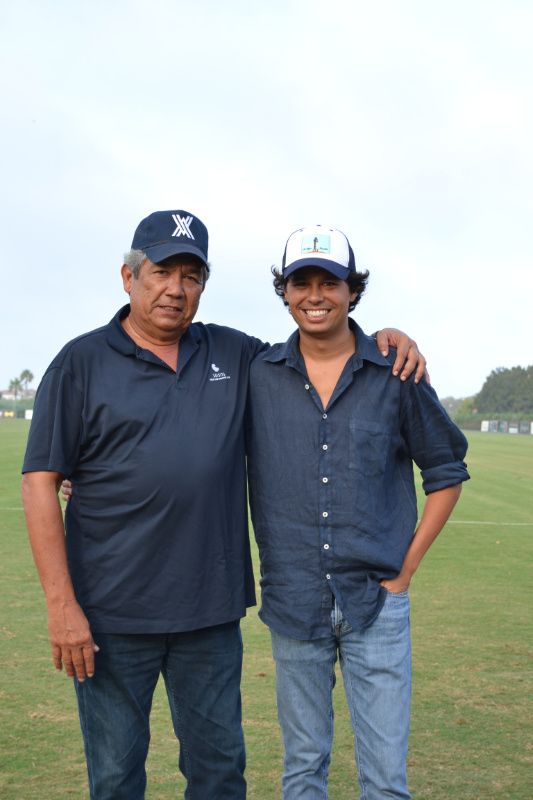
[384, 589, 409, 602]
[379, 589, 410, 625]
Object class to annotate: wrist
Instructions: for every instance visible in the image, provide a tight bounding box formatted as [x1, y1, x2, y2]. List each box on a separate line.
[397, 568, 414, 585]
[45, 588, 78, 608]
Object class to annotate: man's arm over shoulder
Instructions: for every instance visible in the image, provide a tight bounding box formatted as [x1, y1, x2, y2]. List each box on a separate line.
[375, 328, 427, 384]
[241, 332, 269, 360]
[21, 471, 98, 681]
[202, 323, 268, 363]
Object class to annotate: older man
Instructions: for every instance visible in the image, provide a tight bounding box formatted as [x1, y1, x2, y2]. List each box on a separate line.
[22, 210, 424, 800]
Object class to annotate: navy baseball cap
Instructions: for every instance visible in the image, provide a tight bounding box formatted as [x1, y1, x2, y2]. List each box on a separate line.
[282, 224, 355, 279]
[131, 210, 209, 267]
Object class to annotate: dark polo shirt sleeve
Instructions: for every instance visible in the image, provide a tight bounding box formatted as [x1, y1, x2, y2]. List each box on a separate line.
[22, 336, 96, 476]
[23, 307, 266, 634]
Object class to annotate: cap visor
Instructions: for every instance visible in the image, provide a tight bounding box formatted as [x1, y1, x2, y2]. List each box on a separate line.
[283, 258, 350, 280]
[145, 242, 208, 266]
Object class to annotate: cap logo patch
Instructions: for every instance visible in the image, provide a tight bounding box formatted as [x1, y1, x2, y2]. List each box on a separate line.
[301, 234, 330, 255]
[171, 214, 195, 239]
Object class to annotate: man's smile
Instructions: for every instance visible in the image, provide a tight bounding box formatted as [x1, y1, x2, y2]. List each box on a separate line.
[301, 309, 330, 317]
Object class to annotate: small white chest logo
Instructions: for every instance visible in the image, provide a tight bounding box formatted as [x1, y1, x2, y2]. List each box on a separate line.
[171, 214, 194, 239]
[209, 362, 231, 382]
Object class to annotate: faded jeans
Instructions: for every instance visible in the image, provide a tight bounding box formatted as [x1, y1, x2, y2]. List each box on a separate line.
[270, 592, 412, 799]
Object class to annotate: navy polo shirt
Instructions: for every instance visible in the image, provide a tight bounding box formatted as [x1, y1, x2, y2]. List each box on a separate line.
[246, 320, 470, 638]
[23, 306, 265, 634]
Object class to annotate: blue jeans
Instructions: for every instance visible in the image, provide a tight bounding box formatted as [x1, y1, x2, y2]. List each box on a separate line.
[271, 592, 412, 800]
[74, 621, 246, 800]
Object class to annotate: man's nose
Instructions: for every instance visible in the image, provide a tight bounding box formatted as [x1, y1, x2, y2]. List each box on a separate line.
[165, 272, 185, 296]
[307, 282, 324, 302]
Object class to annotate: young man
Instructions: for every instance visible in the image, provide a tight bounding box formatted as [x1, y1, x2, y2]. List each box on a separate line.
[246, 225, 470, 799]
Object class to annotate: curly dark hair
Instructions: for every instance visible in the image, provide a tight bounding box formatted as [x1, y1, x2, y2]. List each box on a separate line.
[271, 265, 369, 312]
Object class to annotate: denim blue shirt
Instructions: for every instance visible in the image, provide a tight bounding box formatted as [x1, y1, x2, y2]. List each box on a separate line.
[246, 320, 470, 637]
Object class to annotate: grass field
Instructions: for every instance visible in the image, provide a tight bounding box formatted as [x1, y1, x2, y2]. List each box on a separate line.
[1, 421, 532, 798]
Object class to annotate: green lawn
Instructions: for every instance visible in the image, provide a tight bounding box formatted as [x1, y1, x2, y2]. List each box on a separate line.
[1, 422, 532, 798]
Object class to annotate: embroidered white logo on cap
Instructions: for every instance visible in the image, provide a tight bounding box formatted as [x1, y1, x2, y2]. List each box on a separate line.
[301, 234, 331, 255]
[171, 214, 195, 239]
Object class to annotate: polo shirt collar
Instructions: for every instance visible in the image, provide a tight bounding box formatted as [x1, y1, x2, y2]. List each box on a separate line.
[105, 304, 201, 359]
[104, 305, 137, 355]
[265, 318, 391, 370]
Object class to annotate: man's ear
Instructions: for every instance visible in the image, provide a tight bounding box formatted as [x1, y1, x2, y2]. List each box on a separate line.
[121, 264, 133, 294]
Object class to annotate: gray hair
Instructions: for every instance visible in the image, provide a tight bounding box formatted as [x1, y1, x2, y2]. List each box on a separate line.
[123, 248, 210, 286]
[123, 249, 147, 278]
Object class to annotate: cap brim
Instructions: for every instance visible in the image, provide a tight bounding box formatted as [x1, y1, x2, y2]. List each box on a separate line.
[283, 258, 350, 280]
[144, 242, 208, 267]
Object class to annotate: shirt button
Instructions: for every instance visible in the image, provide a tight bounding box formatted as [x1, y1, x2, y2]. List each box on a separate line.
[304, 383, 310, 390]
[322, 413, 328, 419]
[326, 574, 331, 580]
[322, 511, 329, 518]
[323, 543, 330, 550]
[322, 444, 328, 450]
[322, 477, 328, 483]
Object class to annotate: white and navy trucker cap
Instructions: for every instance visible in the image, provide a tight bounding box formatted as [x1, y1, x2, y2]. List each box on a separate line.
[282, 225, 355, 280]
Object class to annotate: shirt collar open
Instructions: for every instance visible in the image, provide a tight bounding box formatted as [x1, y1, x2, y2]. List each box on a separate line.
[264, 317, 392, 371]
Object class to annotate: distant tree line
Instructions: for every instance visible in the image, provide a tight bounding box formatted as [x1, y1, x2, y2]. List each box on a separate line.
[474, 366, 533, 414]
[445, 365, 533, 430]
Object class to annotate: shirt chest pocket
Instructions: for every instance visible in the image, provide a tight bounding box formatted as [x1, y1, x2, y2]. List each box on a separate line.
[348, 419, 392, 477]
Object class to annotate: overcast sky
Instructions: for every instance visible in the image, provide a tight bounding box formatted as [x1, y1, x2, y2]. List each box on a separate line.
[1, 0, 532, 398]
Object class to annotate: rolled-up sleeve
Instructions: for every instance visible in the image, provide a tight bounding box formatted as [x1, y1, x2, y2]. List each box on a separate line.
[401, 378, 470, 494]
